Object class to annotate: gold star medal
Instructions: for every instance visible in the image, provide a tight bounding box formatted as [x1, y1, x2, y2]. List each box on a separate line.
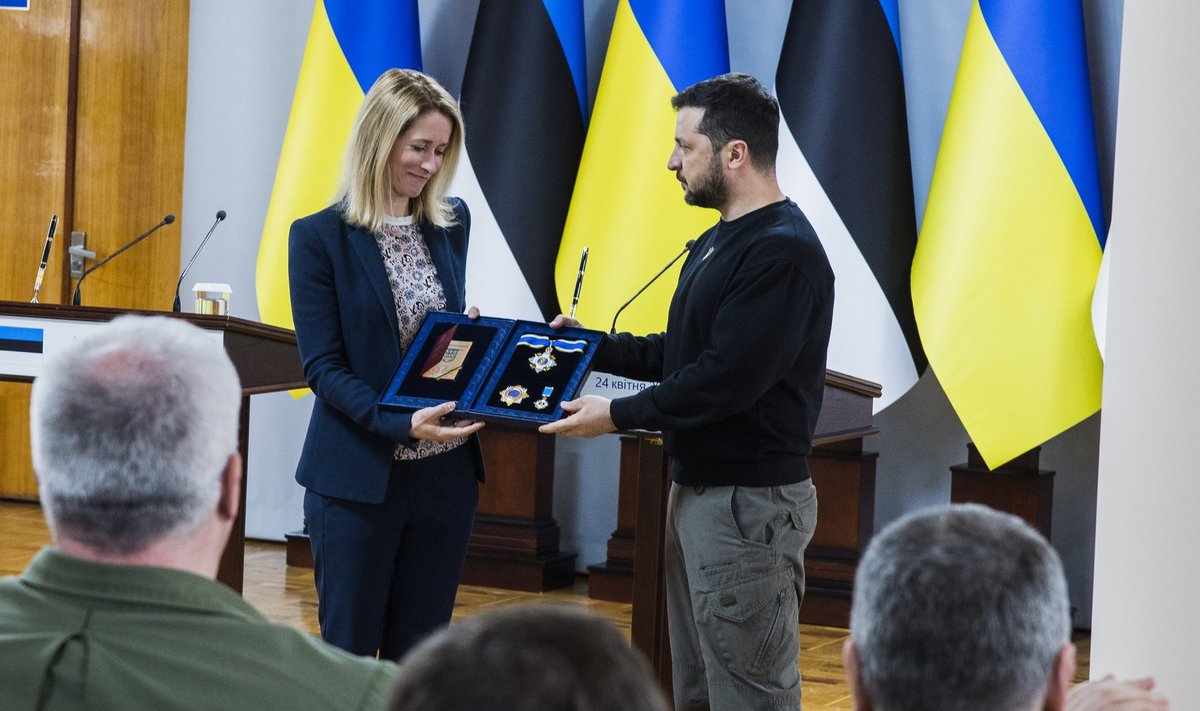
[499, 384, 529, 406]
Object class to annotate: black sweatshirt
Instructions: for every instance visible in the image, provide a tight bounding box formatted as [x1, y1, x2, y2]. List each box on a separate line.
[603, 199, 834, 487]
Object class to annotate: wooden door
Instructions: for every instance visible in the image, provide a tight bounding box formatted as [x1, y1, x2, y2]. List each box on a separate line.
[0, 0, 188, 498]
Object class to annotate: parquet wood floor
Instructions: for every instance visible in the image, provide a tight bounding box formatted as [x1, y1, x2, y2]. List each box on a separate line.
[0, 500, 1090, 709]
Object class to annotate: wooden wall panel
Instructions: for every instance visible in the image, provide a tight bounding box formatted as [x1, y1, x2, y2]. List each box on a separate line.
[72, 0, 188, 310]
[0, 0, 72, 304]
[1, 0, 189, 498]
[0, 385, 36, 500]
[0, 0, 72, 498]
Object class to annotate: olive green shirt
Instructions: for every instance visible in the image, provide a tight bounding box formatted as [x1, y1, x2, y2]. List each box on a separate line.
[0, 548, 399, 710]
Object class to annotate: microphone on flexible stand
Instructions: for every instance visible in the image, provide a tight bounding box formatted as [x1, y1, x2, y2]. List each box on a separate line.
[609, 239, 695, 334]
[72, 214, 176, 306]
[173, 210, 227, 312]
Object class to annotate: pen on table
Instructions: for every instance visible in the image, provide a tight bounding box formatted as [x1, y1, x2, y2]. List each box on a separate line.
[31, 215, 58, 304]
[568, 247, 588, 319]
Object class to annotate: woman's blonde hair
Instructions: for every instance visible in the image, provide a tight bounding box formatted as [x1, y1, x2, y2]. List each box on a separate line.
[337, 69, 465, 232]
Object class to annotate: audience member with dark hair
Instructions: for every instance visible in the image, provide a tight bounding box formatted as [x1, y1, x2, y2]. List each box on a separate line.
[0, 316, 398, 710]
[845, 504, 1167, 711]
[389, 603, 669, 711]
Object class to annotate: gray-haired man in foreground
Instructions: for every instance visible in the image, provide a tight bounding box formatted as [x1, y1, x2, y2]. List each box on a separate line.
[0, 315, 398, 710]
[845, 503, 1167, 711]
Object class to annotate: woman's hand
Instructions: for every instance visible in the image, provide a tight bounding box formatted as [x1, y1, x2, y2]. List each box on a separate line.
[409, 401, 484, 442]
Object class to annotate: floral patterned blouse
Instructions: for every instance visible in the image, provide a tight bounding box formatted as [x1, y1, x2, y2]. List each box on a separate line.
[376, 214, 467, 460]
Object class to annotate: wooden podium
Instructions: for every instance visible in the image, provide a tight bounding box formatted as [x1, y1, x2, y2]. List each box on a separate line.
[621, 369, 881, 688]
[950, 443, 1054, 540]
[585, 434, 646, 601]
[0, 301, 304, 592]
[458, 428, 577, 591]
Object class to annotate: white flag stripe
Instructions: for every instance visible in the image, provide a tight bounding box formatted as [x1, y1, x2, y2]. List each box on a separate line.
[1091, 239, 1111, 359]
[777, 114, 918, 411]
[455, 148, 544, 321]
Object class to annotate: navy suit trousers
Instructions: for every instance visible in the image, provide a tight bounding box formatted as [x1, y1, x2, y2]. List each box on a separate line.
[304, 443, 479, 661]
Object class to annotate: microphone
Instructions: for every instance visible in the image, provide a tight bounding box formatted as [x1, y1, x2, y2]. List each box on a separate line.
[173, 210, 227, 312]
[609, 239, 695, 334]
[31, 215, 59, 303]
[72, 214, 175, 306]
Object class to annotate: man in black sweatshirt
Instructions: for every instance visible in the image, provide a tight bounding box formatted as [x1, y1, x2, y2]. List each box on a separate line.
[542, 73, 834, 710]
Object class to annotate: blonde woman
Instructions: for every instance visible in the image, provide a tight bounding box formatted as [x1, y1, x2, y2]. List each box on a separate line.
[289, 69, 484, 661]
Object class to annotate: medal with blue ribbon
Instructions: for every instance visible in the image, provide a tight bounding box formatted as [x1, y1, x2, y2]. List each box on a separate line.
[516, 334, 588, 373]
[534, 386, 554, 410]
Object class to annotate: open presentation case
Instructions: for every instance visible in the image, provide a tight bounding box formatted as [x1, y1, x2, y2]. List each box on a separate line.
[379, 311, 603, 428]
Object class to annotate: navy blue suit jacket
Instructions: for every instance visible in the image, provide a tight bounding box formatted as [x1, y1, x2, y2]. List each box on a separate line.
[288, 200, 483, 504]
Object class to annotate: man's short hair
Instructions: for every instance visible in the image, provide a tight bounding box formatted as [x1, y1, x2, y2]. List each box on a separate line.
[850, 504, 1071, 711]
[389, 603, 669, 711]
[30, 315, 241, 555]
[671, 72, 780, 171]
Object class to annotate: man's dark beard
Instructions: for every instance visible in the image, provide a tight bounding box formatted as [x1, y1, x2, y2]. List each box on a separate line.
[683, 152, 727, 208]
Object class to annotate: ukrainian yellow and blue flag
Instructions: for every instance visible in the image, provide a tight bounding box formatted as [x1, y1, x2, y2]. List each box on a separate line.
[911, 0, 1105, 467]
[256, 0, 421, 330]
[556, 0, 728, 335]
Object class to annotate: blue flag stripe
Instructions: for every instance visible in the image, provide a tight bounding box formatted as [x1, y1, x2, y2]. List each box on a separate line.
[542, 0, 588, 116]
[0, 326, 43, 343]
[980, 0, 1105, 243]
[325, 0, 421, 91]
[628, 0, 728, 91]
[877, 0, 902, 54]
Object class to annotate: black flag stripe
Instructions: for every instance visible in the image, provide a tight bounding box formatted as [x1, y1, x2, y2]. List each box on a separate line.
[777, 0, 926, 373]
[460, 2, 586, 320]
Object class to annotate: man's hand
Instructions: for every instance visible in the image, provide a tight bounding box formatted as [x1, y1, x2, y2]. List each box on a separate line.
[549, 314, 583, 330]
[1067, 676, 1169, 711]
[467, 306, 480, 319]
[539, 396, 615, 438]
[409, 401, 484, 442]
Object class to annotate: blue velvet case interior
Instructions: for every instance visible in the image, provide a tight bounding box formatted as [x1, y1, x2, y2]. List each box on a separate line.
[380, 311, 602, 428]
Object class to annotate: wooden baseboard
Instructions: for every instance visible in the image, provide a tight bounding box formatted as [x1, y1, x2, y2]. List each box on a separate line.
[284, 530, 313, 568]
[586, 562, 634, 602]
[800, 581, 852, 627]
[460, 550, 577, 592]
